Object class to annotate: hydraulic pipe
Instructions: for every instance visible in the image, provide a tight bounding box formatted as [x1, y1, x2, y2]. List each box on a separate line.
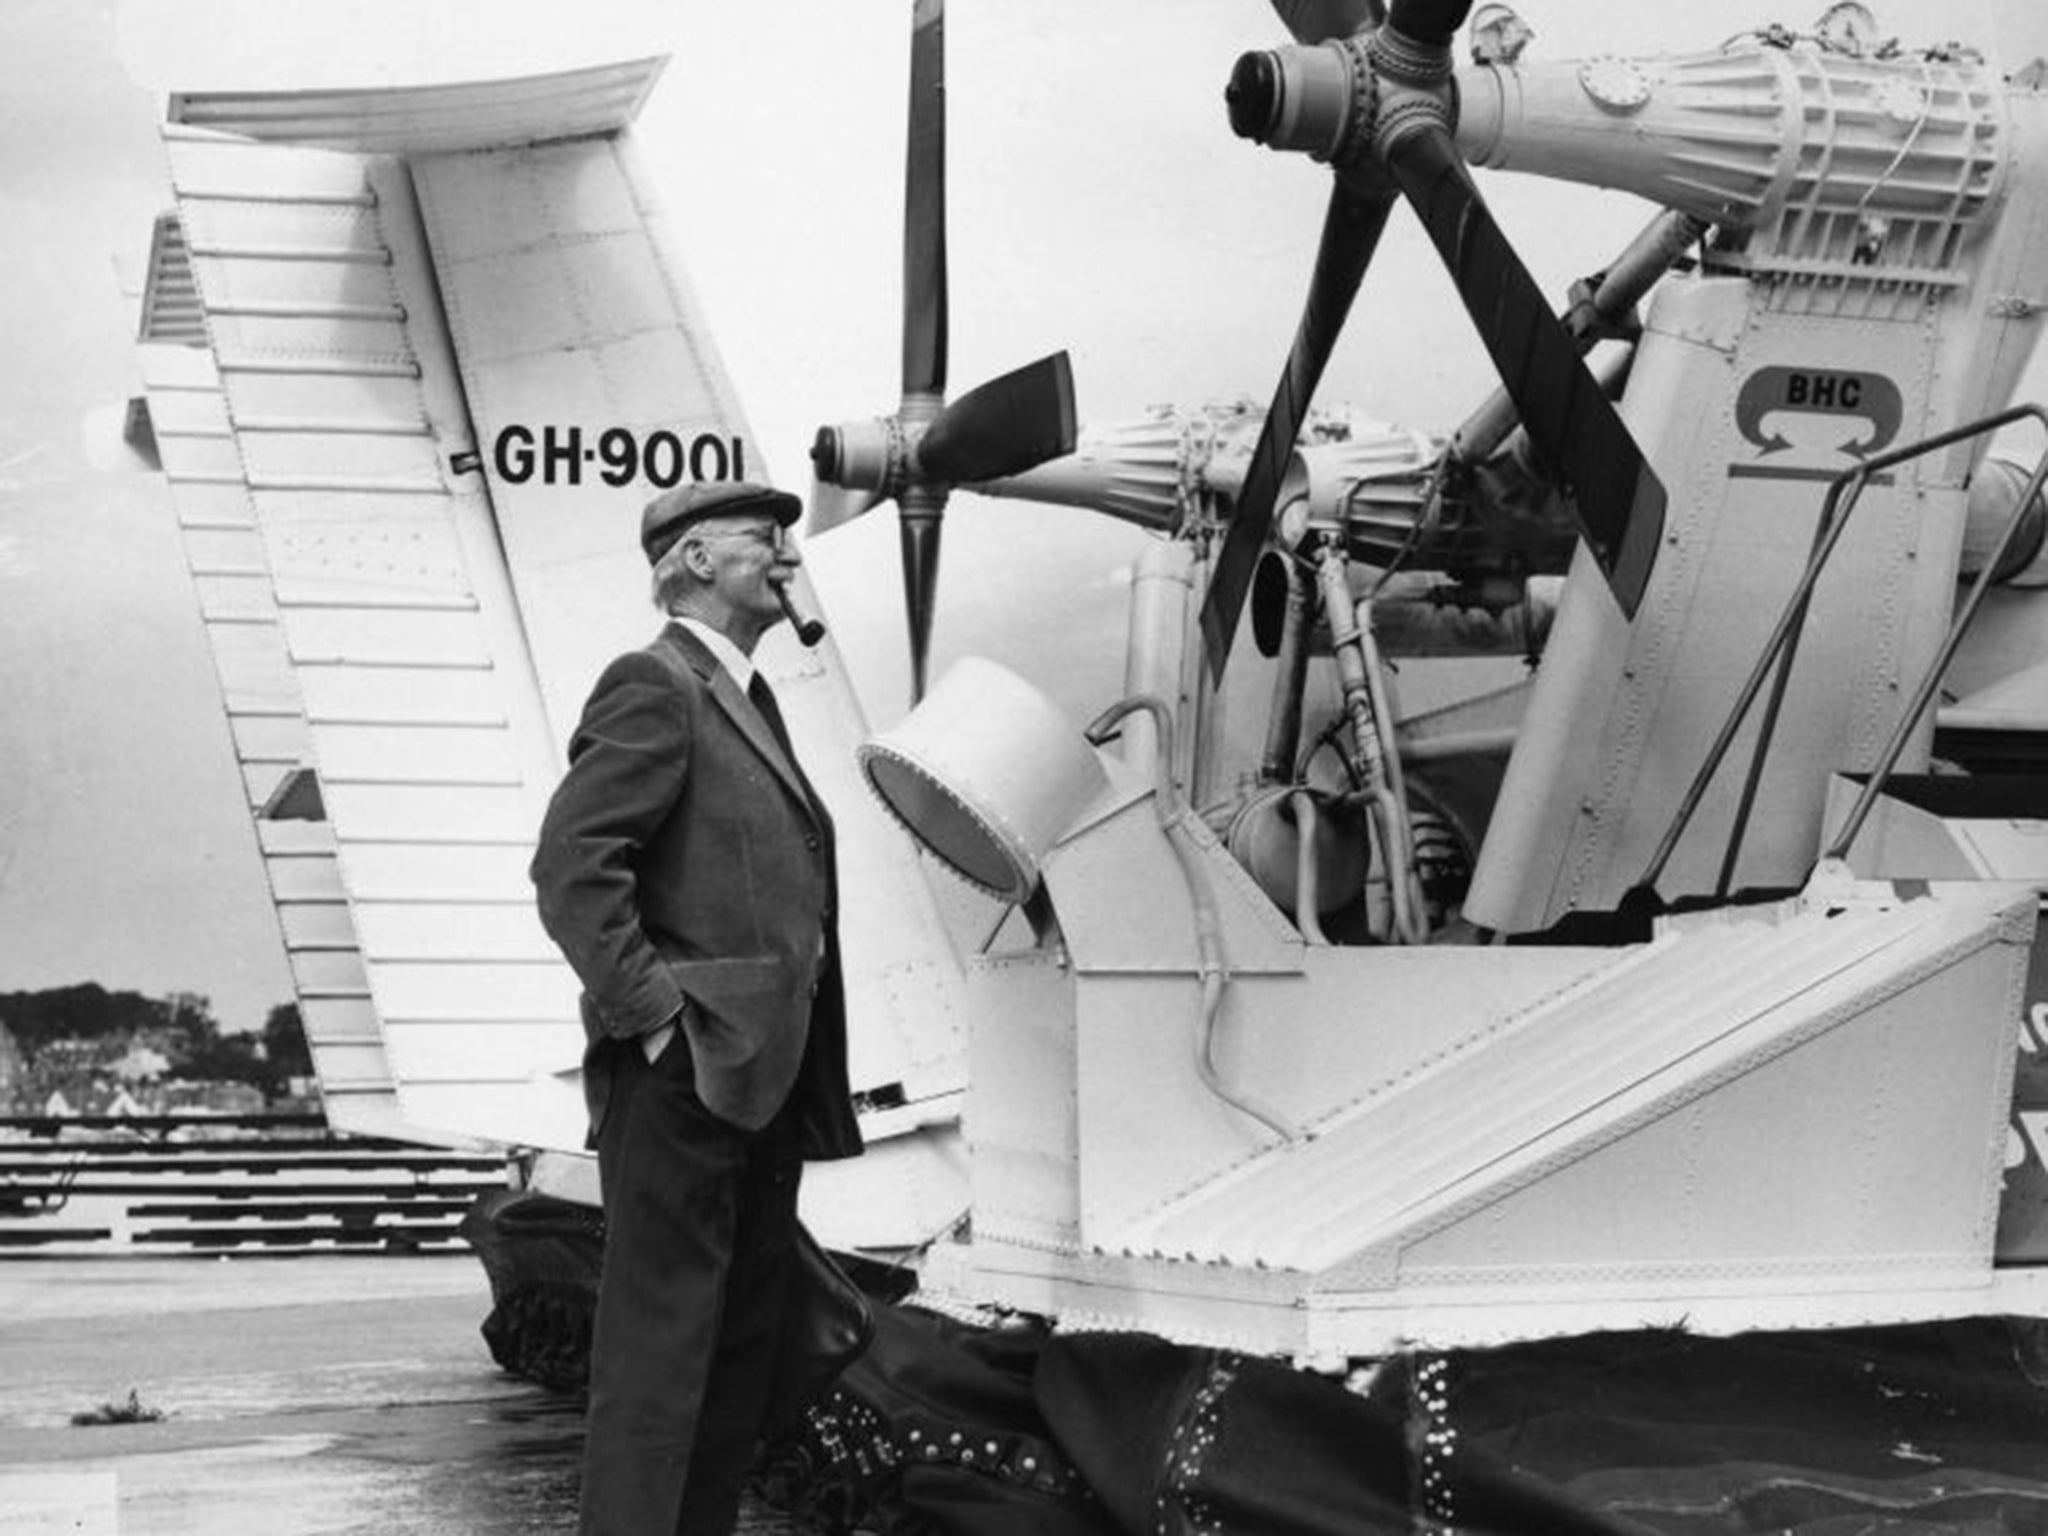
[1289, 789, 1331, 947]
[1086, 695, 1304, 1144]
[1259, 557, 1315, 784]
[1357, 597, 1429, 943]
[1314, 538, 1426, 944]
[1571, 210, 1710, 339]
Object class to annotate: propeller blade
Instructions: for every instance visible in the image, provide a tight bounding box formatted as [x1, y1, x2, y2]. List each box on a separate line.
[903, 0, 948, 398]
[898, 484, 947, 701]
[1385, 124, 1663, 615]
[1270, 0, 1382, 44]
[806, 474, 884, 537]
[1199, 178, 1395, 678]
[1384, 0, 1475, 46]
[917, 351, 1077, 484]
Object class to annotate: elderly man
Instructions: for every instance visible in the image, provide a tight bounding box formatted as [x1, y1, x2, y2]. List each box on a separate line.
[531, 480, 862, 1536]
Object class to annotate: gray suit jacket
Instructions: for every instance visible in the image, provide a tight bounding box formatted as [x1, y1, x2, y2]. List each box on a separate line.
[531, 623, 861, 1158]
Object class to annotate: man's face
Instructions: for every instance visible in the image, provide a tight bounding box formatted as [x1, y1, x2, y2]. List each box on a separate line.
[689, 515, 799, 626]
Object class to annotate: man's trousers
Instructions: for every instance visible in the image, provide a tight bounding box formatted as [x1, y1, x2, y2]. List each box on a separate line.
[578, 1039, 802, 1536]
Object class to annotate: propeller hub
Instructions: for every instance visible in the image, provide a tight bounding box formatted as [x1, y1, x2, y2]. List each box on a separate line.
[1225, 43, 1368, 163]
[811, 417, 902, 496]
[1365, 23, 1456, 154]
[1225, 51, 1283, 141]
[1368, 16, 1455, 90]
[809, 426, 843, 483]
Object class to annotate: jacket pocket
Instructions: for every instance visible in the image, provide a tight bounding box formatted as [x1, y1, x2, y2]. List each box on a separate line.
[664, 955, 785, 1018]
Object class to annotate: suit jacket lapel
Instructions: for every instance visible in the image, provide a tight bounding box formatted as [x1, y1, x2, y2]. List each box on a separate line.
[661, 625, 818, 821]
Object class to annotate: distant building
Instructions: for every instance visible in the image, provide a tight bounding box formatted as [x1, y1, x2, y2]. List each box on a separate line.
[111, 1043, 171, 1083]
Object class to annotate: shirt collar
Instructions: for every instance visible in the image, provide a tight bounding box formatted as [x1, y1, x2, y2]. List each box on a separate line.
[672, 616, 755, 692]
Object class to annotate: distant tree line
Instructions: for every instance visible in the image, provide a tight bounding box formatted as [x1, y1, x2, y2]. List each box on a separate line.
[0, 984, 313, 1102]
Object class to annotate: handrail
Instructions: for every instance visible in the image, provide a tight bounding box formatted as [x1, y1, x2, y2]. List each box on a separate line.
[1825, 423, 2048, 862]
[1636, 402, 2048, 899]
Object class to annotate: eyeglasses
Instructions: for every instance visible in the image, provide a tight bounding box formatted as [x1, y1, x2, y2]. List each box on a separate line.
[690, 522, 789, 553]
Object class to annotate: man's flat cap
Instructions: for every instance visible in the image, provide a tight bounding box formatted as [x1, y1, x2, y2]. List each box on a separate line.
[640, 481, 802, 563]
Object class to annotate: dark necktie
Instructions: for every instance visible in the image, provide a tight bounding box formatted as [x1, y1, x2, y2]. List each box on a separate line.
[750, 672, 827, 816]
[751, 674, 833, 905]
[749, 672, 797, 761]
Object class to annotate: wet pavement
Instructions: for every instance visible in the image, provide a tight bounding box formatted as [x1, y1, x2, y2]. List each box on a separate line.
[0, 1256, 817, 1535]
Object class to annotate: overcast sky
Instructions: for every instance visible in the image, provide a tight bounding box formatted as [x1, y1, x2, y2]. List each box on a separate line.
[0, 0, 2031, 1032]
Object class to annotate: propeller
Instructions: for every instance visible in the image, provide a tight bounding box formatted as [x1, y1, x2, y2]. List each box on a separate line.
[1271, 0, 1385, 44]
[809, 0, 1078, 701]
[807, 479, 883, 538]
[1199, 0, 1667, 678]
[1197, 177, 1393, 672]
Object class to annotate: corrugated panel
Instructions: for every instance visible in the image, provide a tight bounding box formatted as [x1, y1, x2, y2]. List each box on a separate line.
[1116, 896, 1974, 1273]
[166, 58, 666, 155]
[138, 341, 399, 1133]
[139, 213, 207, 345]
[163, 128, 586, 1153]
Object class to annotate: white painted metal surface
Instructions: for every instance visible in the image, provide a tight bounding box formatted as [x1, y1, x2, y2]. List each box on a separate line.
[163, 126, 581, 1150]
[404, 117, 974, 1123]
[404, 135, 741, 742]
[933, 858, 2033, 1355]
[1455, 45, 2048, 932]
[860, 658, 1111, 903]
[1458, 42, 2007, 272]
[138, 340, 409, 1136]
[147, 67, 976, 1231]
[1827, 776, 2048, 883]
[133, 32, 2048, 1353]
[167, 59, 667, 155]
[1465, 272, 1970, 929]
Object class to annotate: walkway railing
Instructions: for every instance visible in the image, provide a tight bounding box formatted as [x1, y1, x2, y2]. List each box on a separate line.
[1635, 404, 2048, 901]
